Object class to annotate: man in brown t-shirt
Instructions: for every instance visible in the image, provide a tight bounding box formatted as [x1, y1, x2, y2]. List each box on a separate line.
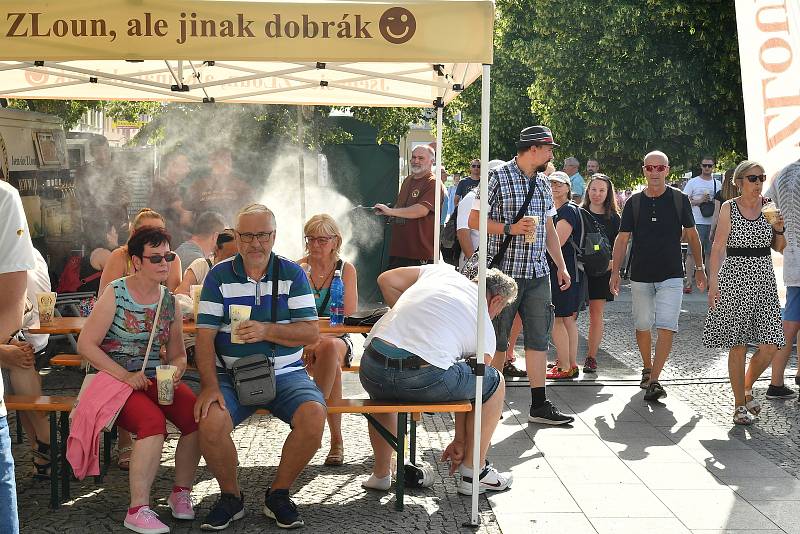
[375, 145, 446, 269]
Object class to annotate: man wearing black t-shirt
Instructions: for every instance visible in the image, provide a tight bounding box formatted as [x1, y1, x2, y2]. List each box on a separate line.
[610, 151, 706, 401]
[454, 159, 481, 206]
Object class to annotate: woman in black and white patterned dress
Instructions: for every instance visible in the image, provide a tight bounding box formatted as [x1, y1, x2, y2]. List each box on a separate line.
[704, 160, 786, 425]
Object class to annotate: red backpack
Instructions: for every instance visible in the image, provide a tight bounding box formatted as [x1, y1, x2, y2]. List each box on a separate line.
[56, 254, 101, 293]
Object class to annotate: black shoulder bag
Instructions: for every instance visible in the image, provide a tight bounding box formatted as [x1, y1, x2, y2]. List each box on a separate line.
[216, 259, 279, 406]
[460, 178, 541, 279]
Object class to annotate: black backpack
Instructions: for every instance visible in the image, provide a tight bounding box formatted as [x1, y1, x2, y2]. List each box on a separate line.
[569, 206, 613, 278]
[440, 205, 460, 265]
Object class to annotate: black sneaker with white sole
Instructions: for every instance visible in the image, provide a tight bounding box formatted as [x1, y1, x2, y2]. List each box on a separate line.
[201, 492, 245, 531]
[528, 400, 575, 425]
[644, 381, 667, 401]
[766, 384, 796, 399]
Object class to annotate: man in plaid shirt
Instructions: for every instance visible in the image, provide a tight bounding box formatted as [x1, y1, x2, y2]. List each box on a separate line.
[469, 126, 574, 425]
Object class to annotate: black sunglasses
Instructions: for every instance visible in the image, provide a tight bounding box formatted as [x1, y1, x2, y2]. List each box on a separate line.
[744, 174, 767, 183]
[141, 252, 177, 264]
[471, 164, 481, 168]
[701, 163, 714, 168]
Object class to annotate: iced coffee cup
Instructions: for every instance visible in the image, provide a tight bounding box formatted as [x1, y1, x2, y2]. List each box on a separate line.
[190, 285, 202, 321]
[762, 202, 780, 224]
[523, 215, 540, 244]
[229, 304, 252, 344]
[36, 292, 57, 324]
[156, 364, 177, 405]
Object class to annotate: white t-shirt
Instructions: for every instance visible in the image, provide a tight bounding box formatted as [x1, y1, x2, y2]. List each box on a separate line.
[0, 181, 37, 417]
[186, 257, 212, 285]
[456, 189, 479, 267]
[364, 263, 496, 369]
[683, 176, 721, 225]
[22, 249, 51, 352]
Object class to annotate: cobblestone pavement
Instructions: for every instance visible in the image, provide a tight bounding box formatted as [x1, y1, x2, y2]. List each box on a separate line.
[577, 284, 800, 479]
[11, 367, 500, 533]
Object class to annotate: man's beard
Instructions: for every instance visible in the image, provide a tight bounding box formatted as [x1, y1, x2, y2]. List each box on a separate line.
[534, 162, 548, 173]
[411, 164, 425, 174]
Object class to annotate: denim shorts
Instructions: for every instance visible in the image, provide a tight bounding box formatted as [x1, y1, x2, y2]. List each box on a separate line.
[359, 346, 501, 404]
[0, 416, 18, 534]
[218, 368, 326, 426]
[630, 278, 684, 332]
[492, 275, 554, 352]
[784, 287, 800, 322]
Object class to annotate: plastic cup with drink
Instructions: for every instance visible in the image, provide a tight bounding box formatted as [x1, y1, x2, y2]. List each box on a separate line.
[156, 364, 177, 405]
[36, 291, 57, 324]
[523, 215, 539, 244]
[762, 201, 781, 225]
[190, 285, 202, 321]
[229, 304, 252, 344]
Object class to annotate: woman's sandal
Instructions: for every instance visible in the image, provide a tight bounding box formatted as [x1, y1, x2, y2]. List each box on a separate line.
[31, 440, 51, 480]
[733, 406, 753, 425]
[745, 394, 762, 416]
[117, 446, 133, 471]
[324, 444, 344, 467]
[640, 368, 652, 389]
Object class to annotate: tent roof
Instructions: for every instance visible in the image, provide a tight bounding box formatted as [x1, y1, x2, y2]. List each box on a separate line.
[0, 0, 494, 107]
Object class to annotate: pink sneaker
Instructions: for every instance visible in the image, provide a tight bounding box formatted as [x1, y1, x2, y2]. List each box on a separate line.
[123, 506, 169, 534]
[168, 489, 195, 520]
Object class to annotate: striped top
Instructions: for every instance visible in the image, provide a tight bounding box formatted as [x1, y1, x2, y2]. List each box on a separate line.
[100, 278, 175, 375]
[197, 252, 318, 375]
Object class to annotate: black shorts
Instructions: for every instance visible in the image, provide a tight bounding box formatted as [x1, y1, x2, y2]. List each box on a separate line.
[587, 271, 614, 302]
[551, 270, 585, 318]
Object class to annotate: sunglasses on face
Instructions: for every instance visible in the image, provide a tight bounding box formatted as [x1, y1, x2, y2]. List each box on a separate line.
[471, 163, 481, 168]
[141, 252, 177, 264]
[701, 163, 714, 168]
[744, 174, 767, 183]
[305, 236, 335, 245]
[643, 164, 668, 172]
[236, 230, 275, 243]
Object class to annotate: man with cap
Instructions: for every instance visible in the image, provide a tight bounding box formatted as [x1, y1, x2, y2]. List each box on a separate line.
[468, 126, 575, 425]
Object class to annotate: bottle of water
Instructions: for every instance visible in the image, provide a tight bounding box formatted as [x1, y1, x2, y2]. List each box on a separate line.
[329, 269, 345, 326]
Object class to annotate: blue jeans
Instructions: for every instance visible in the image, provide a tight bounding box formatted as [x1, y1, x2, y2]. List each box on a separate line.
[0, 416, 19, 534]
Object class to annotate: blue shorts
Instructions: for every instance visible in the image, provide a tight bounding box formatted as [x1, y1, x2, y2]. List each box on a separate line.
[784, 287, 800, 322]
[218, 368, 326, 427]
[359, 345, 501, 404]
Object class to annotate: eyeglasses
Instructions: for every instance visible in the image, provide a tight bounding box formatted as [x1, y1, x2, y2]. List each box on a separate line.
[141, 252, 177, 264]
[236, 230, 275, 243]
[643, 164, 668, 172]
[471, 164, 481, 168]
[701, 163, 714, 168]
[744, 174, 767, 183]
[305, 235, 336, 245]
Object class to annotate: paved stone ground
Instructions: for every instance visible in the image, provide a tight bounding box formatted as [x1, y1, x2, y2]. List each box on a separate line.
[10, 366, 500, 533]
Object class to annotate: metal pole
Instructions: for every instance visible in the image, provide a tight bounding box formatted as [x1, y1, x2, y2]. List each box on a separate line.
[470, 63, 491, 526]
[434, 105, 444, 263]
[298, 106, 306, 247]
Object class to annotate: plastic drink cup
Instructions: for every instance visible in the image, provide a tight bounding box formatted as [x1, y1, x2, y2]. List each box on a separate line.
[229, 304, 252, 344]
[156, 364, 177, 405]
[36, 292, 57, 323]
[762, 202, 780, 224]
[523, 215, 539, 244]
[190, 285, 202, 321]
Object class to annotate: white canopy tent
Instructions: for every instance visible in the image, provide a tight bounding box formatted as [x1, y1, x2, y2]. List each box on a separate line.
[0, 0, 496, 523]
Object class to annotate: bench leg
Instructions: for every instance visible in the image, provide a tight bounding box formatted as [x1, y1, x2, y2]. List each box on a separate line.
[49, 413, 59, 510]
[409, 418, 417, 466]
[15, 412, 22, 444]
[60, 412, 70, 502]
[395, 413, 407, 512]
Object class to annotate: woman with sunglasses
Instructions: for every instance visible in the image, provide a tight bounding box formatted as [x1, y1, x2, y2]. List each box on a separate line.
[297, 214, 358, 466]
[704, 160, 786, 425]
[78, 226, 200, 533]
[580, 174, 621, 373]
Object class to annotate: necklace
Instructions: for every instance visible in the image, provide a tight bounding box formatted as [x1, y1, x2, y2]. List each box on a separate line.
[308, 263, 335, 298]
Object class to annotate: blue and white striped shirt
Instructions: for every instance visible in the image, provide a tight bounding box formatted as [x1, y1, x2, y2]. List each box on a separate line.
[196, 252, 318, 375]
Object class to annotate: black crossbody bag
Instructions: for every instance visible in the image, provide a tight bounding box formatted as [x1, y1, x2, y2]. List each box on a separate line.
[216, 260, 279, 406]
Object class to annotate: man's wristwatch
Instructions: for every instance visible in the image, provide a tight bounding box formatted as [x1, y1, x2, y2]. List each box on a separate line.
[503, 223, 512, 235]
[694, 265, 705, 271]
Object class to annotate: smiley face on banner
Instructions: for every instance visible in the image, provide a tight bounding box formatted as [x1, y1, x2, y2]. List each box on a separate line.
[379, 7, 416, 44]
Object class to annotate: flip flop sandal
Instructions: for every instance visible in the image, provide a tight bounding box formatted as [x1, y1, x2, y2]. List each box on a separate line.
[324, 444, 344, 467]
[117, 446, 133, 471]
[31, 440, 51, 480]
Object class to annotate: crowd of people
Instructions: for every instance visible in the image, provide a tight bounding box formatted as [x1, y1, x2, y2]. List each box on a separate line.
[1, 123, 799, 533]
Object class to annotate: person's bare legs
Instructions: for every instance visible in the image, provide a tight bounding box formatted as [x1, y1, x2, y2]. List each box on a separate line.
[525, 349, 547, 388]
[770, 321, 800, 387]
[587, 299, 606, 359]
[505, 314, 523, 364]
[8, 367, 50, 456]
[272, 401, 325, 489]
[367, 413, 397, 478]
[550, 318, 569, 370]
[173, 431, 201, 489]
[636, 329, 653, 371]
[564, 313, 578, 369]
[129, 434, 164, 507]
[198, 404, 241, 495]
[649, 329, 674, 383]
[463, 377, 505, 467]
[307, 338, 345, 451]
[746, 345, 776, 392]
[728, 346, 747, 408]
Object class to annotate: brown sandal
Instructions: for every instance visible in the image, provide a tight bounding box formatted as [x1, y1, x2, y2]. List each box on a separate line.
[324, 444, 344, 467]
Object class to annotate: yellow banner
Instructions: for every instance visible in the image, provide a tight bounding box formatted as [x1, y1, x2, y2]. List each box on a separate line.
[0, 0, 494, 63]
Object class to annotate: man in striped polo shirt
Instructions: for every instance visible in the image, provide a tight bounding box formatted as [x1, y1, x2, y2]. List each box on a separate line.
[193, 204, 324, 530]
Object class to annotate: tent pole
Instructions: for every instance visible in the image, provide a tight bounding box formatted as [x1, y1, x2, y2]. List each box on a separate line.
[434, 105, 443, 264]
[298, 106, 307, 247]
[470, 62, 491, 527]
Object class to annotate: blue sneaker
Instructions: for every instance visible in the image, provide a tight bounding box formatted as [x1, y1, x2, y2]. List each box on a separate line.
[200, 492, 245, 531]
[263, 488, 304, 529]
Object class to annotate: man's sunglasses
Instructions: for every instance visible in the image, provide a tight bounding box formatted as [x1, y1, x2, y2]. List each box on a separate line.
[141, 252, 177, 264]
[701, 163, 714, 168]
[643, 164, 668, 172]
[744, 174, 767, 183]
[471, 164, 481, 168]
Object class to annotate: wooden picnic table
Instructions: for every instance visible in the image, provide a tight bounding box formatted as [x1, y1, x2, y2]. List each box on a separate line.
[27, 317, 372, 336]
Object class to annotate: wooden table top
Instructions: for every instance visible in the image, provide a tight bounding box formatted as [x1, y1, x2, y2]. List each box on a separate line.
[27, 316, 372, 336]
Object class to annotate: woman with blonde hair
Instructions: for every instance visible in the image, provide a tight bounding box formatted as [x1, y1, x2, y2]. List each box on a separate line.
[297, 214, 358, 466]
[704, 160, 786, 425]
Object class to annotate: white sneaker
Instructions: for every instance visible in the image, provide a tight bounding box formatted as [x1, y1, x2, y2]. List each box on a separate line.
[361, 473, 392, 491]
[457, 465, 513, 495]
